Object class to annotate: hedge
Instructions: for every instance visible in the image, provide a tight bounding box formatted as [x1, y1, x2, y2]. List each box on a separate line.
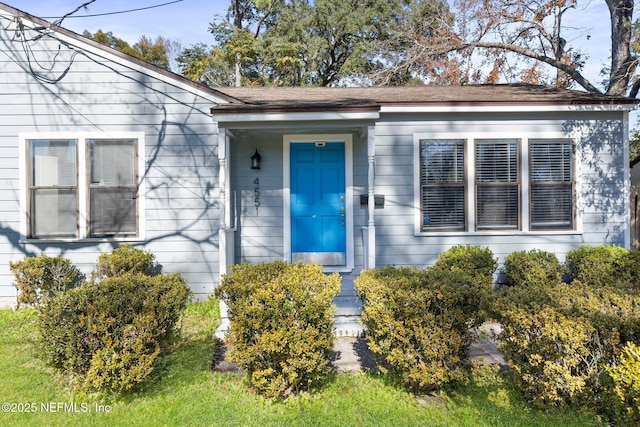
[38, 272, 191, 393]
[503, 249, 564, 287]
[215, 261, 340, 398]
[565, 245, 640, 290]
[487, 280, 640, 408]
[10, 254, 83, 307]
[356, 246, 494, 393]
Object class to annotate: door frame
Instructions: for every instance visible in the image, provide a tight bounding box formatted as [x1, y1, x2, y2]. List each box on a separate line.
[283, 134, 354, 272]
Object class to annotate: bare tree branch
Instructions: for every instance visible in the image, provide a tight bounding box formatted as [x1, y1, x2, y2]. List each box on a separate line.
[459, 41, 602, 93]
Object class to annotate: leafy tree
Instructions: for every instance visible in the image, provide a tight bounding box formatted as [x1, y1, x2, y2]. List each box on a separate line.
[84, 29, 130, 52]
[180, 0, 408, 87]
[259, 0, 399, 86]
[210, 0, 286, 86]
[177, 43, 236, 86]
[367, 0, 461, 85]
[630, 130, 640, 160]
[84, 30, 181, 71]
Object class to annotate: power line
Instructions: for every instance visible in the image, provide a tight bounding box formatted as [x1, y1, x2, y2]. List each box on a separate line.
[42, 0, 185, 20]
[53, 0, 97, 27]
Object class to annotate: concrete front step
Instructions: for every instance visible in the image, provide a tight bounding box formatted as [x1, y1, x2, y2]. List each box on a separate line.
[332, 315, 364, 337]
[334, 305, 362, 317]
[216, 315, 364, 339]
[333, 296, 362, 317]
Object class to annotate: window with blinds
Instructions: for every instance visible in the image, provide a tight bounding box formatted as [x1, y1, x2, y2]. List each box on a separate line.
[475, 139, 519, 230]
[529, 139, 573, 230]
[25, 136, 140, 240]
[28, 139, 78, 238]
[89, 139, 138, 237]
[420, 139, 465, 231]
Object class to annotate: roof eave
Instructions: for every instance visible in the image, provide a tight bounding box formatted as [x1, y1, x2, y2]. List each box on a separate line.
[380, 102, 638, 113]
[212, 105, 381, 124]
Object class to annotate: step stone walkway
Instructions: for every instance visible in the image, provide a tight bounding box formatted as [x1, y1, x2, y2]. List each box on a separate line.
[332, 322, 505, 373]
[214, 323, 506, 374]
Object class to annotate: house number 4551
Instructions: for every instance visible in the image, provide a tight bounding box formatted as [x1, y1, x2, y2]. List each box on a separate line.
[254, 178, 260, 215]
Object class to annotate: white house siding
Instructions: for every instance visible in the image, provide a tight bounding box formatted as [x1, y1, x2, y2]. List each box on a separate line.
[0, 15, 224, 305]
[373, 111, 629, 271]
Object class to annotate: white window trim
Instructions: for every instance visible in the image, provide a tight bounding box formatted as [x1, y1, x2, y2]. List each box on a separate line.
[413, 131, 582, 236]
[19, 132, 146, 242]
[283, 134, 354, 273]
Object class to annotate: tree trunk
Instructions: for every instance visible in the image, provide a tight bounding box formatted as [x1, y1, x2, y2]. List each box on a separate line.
[233, 0, 243, 87]
[235, 55, 242, 87]
[606, 0, 636, 96]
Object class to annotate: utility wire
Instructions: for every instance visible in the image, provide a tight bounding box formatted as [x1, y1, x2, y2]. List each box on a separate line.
[42, 0, 185, 20]
[52, 0, 97, 27]
[5, 0, 184, 84]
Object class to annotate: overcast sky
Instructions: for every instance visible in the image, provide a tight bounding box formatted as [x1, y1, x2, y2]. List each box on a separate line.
[5, 0, 613, 93]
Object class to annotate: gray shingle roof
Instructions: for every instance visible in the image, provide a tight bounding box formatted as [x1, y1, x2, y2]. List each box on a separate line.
[212, 84, 637, 113]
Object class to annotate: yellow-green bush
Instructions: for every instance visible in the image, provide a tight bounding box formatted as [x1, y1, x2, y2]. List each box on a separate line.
[488, 280, 640, 408]
[603, 342, 640, 426]
[38, 272, 191, 393]
[434, 244, 497, 288]
[215, 261, 340, 398]
[356, 257, 491, 393]
[10, 254, 83, 307]
[503, 249, 564, 287]
[565, 245, 640, 290]
[91, 244, 158, 281]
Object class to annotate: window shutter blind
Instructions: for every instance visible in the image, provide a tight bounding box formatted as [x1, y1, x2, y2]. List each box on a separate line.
[529, 140, 573, 229]
[89, 139, 137, 236]
[90, 188, 137, 235]
[90, 140, 136, 185]
[420, 139, 465, 231]
[29, 140, 78, 237]
[475, 140, 519, 229]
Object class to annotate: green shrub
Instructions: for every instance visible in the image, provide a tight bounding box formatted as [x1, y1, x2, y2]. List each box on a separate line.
[434, 244, 497, 288]
[565, 245, 638, 289]
[38, 272, 191, 393]
[215, 261, 340, 398]
[91, 244, 158, 281]
[10, 254, 83, 307]
[603, 342, 640, 426]
[620, 251, 640, 291]
[356, 262, 490, 393]
[487, 281, 640, 408]
[503, 249, 564, 287]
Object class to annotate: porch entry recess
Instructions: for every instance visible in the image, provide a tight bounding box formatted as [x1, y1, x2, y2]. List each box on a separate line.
[290, 142, 346, 265]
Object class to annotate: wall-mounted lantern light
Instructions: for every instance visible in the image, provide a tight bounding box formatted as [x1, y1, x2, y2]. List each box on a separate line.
[251, 149, 261, 169]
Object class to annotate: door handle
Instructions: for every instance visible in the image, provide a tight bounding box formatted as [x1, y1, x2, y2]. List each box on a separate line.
[340, 207, 345, 225]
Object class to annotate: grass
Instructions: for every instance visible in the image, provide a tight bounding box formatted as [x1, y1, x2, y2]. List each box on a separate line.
[0, 299, 606, 427]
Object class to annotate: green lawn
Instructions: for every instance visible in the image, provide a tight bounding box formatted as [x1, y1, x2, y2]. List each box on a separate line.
[0, 301, 605, 427]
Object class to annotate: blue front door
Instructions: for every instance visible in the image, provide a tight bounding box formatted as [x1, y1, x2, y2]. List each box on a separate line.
[290, 142, 346, 265]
